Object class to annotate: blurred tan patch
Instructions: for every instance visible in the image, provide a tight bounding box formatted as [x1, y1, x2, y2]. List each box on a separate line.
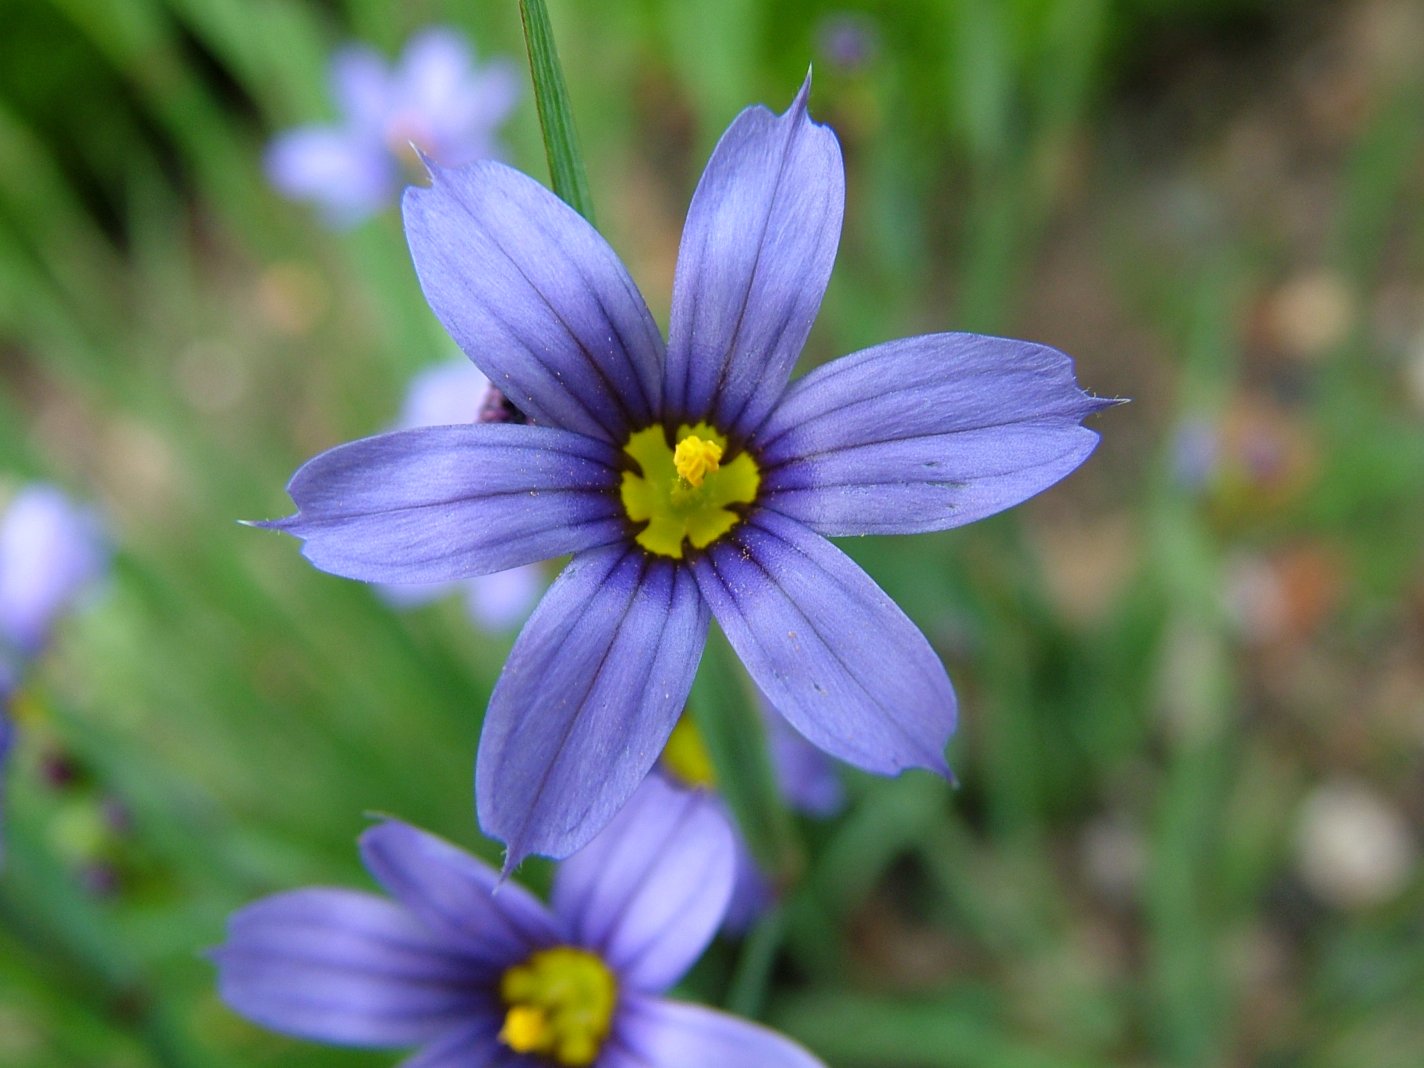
[1032, 512, 1138, 625]
[254, 261, 328, 338]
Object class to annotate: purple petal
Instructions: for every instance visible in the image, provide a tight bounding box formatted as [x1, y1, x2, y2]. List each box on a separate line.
[404, 161, 664, 443]
[395, 358, 491, 430]
[397, 1020, 509, 1067]
[330, 45, 391, 130]
[263, 423, 625, 583]
[212, 887, 489, 1047]
[433, 58, 521, 164]
[0, 484, 109, 656]
[359, 821, 560, 967]
[476, 545, 709, 869]
[767, 710, 844, 817]
[608, 995, 826, 1068]
[552, 777, 735, 992]
[395, 28, 475, 121]
[265, 126, 392, 223]
[693, 511, 954, 775]
[463, 565, 542, 631]
[663, 74, 844, 439]
[756, 333, 1110, 535]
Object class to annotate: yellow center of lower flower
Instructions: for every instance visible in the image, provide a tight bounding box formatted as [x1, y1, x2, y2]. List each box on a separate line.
[661, 715, 717, 788]
[619, 423, 760, 559]
[498, 947, 618, 1066]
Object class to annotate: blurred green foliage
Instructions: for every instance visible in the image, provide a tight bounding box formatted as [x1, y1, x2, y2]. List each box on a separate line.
[1, 1, 1422, 1066]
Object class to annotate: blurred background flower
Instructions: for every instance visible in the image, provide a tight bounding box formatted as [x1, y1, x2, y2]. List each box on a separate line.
[266, 27, 519, 225]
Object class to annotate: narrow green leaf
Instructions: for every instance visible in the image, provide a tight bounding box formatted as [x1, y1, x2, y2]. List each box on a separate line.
[518, 0, 595, 222]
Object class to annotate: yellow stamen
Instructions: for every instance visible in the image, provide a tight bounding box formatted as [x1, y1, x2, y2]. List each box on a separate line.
[499, 1005, 549, 1053]
[498, 946, 617, 1067]
[661, 715, 717, 788]
[620, 423, 760, 559]
[673, 435, 723, 487]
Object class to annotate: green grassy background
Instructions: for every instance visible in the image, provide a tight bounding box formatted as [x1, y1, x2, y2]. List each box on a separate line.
[1, 0, 1421, 1064]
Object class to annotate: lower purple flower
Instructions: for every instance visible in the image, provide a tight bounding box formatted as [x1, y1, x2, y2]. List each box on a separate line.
[660, 710, 843, 931]
[212, 777, 823, 1067]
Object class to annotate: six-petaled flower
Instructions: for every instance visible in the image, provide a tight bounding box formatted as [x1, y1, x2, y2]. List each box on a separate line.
[212, 775, 826, 1067]
[260, 75, 1112, 870]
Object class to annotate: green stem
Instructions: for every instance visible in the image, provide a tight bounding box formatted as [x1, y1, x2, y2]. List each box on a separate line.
[518, 0, 595, 222]
[726, 904, 788, 1019]
[689, 629, 801, 884]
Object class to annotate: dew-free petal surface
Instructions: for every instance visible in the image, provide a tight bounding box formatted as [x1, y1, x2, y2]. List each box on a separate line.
[263, 423, 624, 583]
[609, 996, 826, 1068]
[395, 1019, 513, 1068]
[553, 777, 734, 992]
[213, 888, 486, 1047]
[756, 333, 1109, 535]
[694, 511, 955, 775]
[477, 545, 709, 868]
[663, 75, 843, 439]
[359, 820, 559, 966]
[405, 161, 664, 442]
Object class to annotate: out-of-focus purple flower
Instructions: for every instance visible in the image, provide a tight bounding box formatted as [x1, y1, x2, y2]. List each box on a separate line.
[212, 776, 825, 1067]
[1169, 417, 1219, 492]
[266, 27, 519, 225]
[260, 76, 1111, 869]
[659, 710, 843, 932]
[0, 664, 14, 865]
[0, 482, 109, 866]
[766, 709, 845, 818]
[815, 13, 879, 73]
[0, 484, 109, 658]
[374, 359, 543, 630]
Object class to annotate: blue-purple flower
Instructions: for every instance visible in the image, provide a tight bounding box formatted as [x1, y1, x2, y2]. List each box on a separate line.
[660, 711, 842, 931]
[261, 77, 1111, 868]
[0, 484, 109, 660]
[267, 27, 519, 225]
[212, 776, 825, 1067]
[0, 482, 109, 863]
[374, 359, 544, 630]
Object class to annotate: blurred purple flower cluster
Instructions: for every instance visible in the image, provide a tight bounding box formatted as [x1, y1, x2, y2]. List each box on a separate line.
[267, 28, 519, 225]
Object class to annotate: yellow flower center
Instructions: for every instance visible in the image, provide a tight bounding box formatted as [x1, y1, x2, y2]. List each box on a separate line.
[498, 946, 618, 1066]
[619, 423, 760, 559]
[661, 715, 717, 788]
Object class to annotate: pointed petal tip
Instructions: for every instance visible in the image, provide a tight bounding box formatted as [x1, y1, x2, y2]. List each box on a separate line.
[796, 65, 814, 101]
[497, 848, 524, 884]
[788, 67, 820, 124]
[240, 515, 294, 532]
[414, 144, 439, 176]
